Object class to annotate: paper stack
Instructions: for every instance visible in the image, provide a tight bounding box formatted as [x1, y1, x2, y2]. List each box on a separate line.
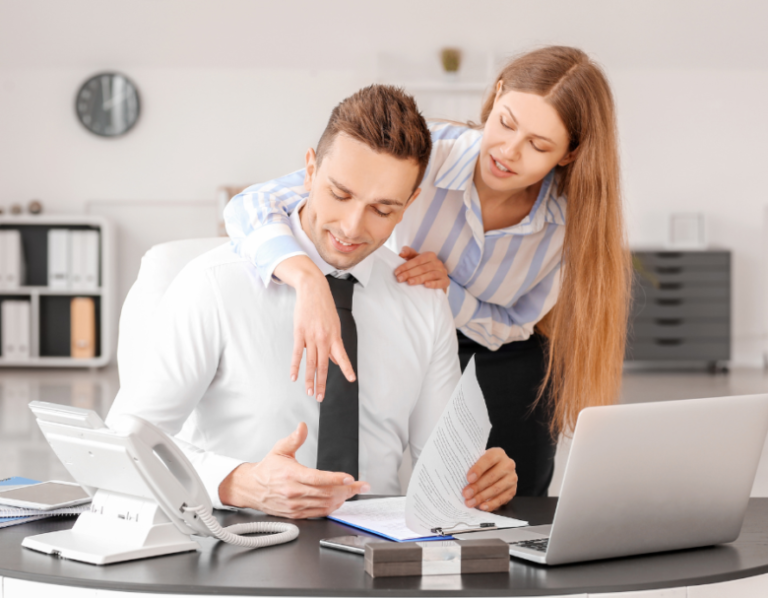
[0, 230, 26, 289]
[1, 300, 31, 360]
[47, 229, 99, 289]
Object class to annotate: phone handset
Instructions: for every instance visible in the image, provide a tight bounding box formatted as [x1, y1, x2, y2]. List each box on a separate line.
[113, 414, 299, 549]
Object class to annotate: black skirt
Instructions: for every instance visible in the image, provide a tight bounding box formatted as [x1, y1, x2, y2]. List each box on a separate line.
[457, 331, 556, 497]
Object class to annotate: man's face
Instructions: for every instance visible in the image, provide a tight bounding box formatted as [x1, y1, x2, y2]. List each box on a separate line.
[300, 134, 421, 270]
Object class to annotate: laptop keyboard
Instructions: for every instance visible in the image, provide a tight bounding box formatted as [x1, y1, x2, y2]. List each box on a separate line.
[510, 538, 549, 553]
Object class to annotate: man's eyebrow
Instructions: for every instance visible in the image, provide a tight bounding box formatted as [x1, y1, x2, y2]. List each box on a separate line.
[329, 177, 404, 206]
[503, 106, 555, 144]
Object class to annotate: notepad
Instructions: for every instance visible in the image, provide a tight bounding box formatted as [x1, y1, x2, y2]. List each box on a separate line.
[330, 496, 524, 542]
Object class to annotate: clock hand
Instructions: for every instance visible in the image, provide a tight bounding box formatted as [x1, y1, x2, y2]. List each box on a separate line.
[102, 93, 127, 111]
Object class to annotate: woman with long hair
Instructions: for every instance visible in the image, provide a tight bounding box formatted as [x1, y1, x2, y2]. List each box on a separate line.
[224, 46, 631, 507]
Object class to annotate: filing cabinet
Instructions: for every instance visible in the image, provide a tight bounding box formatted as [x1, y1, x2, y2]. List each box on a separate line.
[626, 250, 731, 369]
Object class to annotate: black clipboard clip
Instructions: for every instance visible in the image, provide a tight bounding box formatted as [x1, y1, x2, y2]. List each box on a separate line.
[430, 522, 498, 536]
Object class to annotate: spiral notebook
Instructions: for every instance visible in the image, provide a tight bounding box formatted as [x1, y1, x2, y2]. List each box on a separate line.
[0, 477, 88, 529]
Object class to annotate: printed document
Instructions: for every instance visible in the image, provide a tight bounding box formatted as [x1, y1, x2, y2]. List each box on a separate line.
[329, 357, 527, 541]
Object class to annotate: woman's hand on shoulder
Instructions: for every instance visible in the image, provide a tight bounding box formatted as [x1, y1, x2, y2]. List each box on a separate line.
[395, 246, 450, 292]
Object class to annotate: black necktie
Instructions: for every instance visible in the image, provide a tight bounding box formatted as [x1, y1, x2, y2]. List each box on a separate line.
[316, 274, 359, 480]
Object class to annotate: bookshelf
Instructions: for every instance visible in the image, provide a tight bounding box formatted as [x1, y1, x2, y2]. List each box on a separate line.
[0, 215, 114, 368]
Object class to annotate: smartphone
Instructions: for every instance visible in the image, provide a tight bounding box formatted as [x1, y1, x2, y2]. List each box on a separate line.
[319, 535, 381, 555]
[0, 482, 90, 510]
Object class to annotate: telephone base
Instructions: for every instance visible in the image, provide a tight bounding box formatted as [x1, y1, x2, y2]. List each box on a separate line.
[23, 527, 200, 566]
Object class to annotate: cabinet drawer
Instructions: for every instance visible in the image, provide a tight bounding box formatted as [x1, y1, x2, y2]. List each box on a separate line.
[635, 270, 730, 285]
[630, 320, 729, 339]
[631, 299, 729, 319]
[626, 340, 730, 361]
[633, 251, 730, 268]
[633, 282, 729, 299]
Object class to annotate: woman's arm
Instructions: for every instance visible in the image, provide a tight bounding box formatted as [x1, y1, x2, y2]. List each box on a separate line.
[223, 169, 354, 399]
[224, 169, 309, 284]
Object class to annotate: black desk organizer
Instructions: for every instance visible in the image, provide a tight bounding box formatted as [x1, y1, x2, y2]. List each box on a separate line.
[627, 250, 731, 372]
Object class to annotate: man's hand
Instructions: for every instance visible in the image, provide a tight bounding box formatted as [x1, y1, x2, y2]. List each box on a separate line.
[274, 255, 356, 401]
[218, 423, 370, 519]
[462, 448, 518, 512]
[395, 247, 450, 292]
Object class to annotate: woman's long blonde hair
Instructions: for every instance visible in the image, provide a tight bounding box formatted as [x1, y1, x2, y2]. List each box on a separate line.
[479, 46, 631, 436]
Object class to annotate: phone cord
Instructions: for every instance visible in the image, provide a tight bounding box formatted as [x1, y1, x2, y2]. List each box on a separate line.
[186, 505, 299, 548]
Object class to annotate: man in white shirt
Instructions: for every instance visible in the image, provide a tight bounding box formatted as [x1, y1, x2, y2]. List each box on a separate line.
[108, 85, 517, 519]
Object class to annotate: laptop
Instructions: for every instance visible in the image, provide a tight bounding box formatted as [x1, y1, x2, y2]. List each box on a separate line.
[466, 394, 768, 565]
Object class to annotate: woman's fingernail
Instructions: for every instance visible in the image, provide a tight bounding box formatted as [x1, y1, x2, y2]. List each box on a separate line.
[361, 483, 371, 493]
[463, 487, 474, 498]
[317, 394, 323, 402]
[480, 503, 489, 511]
[343, 477, 354, 485]
[291, 374, 297, 382]
[467, 498, 476, 508]
[467, 473, 478, 483]
[397, 276, 404, 282]
[307, 388, 313, 396]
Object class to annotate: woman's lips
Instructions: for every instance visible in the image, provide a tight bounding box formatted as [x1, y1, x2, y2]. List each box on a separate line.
[328, 231, 364, 253]
[489, 154, 516, 178]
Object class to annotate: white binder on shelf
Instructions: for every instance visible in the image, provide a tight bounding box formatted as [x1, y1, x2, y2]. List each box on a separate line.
[0, 232, 6, 290]
[48, 229, 70, 289]
[70, 231, 84, 289]
[82, 230, 100, 289]
[2, 301, 30, 360]
[16, 301, 30, 359]
[0, 230, 25, 289]
[1, 301, 17, 358]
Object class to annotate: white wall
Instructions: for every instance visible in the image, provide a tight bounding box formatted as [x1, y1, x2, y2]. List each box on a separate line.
[1, 0, 767, 363]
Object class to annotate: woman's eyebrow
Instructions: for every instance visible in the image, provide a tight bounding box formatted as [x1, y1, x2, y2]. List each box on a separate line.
[503, 106, 555, 144]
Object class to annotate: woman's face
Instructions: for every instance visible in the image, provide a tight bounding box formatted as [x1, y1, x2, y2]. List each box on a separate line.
[477, 86, 576, 195]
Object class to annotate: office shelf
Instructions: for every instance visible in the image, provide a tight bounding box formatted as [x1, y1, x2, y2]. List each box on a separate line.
[0, 215, 114, 368]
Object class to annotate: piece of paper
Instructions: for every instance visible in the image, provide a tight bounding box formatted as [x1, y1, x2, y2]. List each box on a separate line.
[406, 357, 527, 535]
[329, 497, 441, 541]
[328, 358, 527, 540]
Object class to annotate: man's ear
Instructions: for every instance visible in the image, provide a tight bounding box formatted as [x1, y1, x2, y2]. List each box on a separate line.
[397, 188, 421, 223]
[304, 148, 317, 192]
[557, 148, 578, 167]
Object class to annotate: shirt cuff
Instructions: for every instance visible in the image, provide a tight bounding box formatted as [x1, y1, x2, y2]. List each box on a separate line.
[243, 230, 308, 287]
[194, 452, 246, 510]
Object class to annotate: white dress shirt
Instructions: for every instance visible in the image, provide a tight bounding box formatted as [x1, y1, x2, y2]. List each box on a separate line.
[107, 202, 461, 507]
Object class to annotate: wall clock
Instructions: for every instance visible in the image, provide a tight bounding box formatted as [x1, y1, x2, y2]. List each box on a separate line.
[75, 72, 140, 137]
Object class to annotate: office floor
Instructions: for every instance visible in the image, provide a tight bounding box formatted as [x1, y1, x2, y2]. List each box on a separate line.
[2, 365, 768, 496]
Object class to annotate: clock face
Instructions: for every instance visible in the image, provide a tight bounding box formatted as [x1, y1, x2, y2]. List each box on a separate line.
[75, 73, 140, 137]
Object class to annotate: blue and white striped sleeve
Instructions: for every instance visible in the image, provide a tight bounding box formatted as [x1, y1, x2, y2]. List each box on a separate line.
[447, 263, 562, 350]
[223, 169, 308, 286]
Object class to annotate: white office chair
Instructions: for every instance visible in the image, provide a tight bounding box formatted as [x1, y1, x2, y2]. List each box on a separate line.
[117, 238, 228, 385]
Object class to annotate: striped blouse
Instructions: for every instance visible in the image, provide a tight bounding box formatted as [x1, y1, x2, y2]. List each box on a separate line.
[223, 121, 567, 350]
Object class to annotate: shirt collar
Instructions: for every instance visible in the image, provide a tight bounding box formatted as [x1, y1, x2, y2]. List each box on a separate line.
[289, 199, 374, 288]
[433, 128, 483, 191]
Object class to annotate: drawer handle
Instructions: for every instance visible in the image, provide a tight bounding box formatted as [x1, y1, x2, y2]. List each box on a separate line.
[656, 252, 683, 259]
[659, 283, 682, 290]
[655, 339, 683, 346]
[655, 319, 682, 326]
[656, 299, 682, 306]
[655, 267, 682, 274]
